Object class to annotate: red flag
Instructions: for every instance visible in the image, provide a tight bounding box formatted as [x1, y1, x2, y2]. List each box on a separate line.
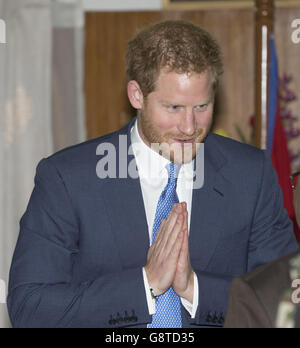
[271, 99, 299, 240]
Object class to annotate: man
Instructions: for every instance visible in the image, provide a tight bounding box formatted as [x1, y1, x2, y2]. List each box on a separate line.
[224, 173, 300, 328]
[7, 20, 298, 328]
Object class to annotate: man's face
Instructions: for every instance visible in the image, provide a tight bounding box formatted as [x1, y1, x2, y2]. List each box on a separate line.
[137, 69, 214, 164]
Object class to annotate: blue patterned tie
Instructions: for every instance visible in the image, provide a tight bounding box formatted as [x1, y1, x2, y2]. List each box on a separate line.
[149, 162, 182, 328]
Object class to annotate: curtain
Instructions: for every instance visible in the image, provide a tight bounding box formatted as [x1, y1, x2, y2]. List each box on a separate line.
[52, 0, 86, 151]
[0, 0, 86, 328]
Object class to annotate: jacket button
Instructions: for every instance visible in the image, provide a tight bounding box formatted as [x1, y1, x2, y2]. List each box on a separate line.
[206, 314, 212, 323]
[124, 311, 130, 323]
[116, 313, 123, 324]
[131, 310, 138, 322]
[212, 314, 219, 324]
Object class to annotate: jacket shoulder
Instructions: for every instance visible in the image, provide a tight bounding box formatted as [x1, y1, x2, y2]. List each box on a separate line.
[206, 133, 263, 160]
[42, 124, 130, 175]
[50, 130, 120, 161]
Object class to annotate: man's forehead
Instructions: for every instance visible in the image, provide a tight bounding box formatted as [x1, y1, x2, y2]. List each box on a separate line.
[151, 68, 214, 97]
[157, 68, 211, 80]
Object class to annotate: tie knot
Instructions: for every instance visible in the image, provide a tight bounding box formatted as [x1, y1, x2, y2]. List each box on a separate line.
[167, 162, 181, 184]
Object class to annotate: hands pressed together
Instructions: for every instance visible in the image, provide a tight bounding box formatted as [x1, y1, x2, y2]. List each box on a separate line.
[145, 202, 194, 303]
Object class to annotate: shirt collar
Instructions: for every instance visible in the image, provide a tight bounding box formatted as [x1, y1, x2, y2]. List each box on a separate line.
[131, 119, 168, 180]
[131, 118, 194, 180]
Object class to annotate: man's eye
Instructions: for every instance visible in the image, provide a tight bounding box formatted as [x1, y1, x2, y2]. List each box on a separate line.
[194, 104, 208, 112]
[167, 105, 180, 112]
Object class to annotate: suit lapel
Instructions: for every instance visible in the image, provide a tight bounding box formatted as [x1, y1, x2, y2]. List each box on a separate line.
[99, 119, 150, 270]
[189, 134, 230, 271]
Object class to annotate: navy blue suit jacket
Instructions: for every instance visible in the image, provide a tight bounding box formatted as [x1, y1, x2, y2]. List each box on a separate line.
[7, 118, 298, 328]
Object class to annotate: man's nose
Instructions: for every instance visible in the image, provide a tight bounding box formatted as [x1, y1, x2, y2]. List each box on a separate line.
[178, 109, 196, 136]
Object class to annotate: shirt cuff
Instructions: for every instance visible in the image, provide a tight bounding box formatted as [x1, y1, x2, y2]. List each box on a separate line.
[180, 272, 199, 319]
[143, 268, 199, 318]
[143, 267, 156, 315]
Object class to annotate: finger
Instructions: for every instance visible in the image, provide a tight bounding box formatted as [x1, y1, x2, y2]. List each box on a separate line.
[158, 218, 167, 235]
[157, 204, 180, 247]
[168, 226, 184, 262]
[166, 203, 181, 231]
[177, 228, 190, 269]
[152, 218, 166, 246]
[179, 202, 188, 231]
[165, 212, 184, 255]
[184, 211, 188, 231]
[166, 203, 186, 244]
[182, 228, 189, 255]
[178, 202, 186, 211]
[176, 203, 183, 214]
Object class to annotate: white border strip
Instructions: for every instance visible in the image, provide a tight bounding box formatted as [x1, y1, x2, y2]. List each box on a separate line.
[83, 0, 162, 11]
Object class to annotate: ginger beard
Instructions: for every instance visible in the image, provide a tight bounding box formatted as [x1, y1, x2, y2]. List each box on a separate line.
[138, 108, 211, 164]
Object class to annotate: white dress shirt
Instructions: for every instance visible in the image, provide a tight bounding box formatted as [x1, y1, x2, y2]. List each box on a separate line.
[130, 119, 199, 319]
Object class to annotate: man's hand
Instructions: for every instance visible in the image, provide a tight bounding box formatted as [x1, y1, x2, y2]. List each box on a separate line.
[172, 203, 194, 303]
[145, 202, 194, 303]
[145, 204, 184, 296]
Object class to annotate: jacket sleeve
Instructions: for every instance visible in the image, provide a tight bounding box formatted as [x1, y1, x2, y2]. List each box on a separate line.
[186, 151, 298, 328]
[7, 158, 151, 328]
[247, 151, 298, 271]
[188, 271, 233, 327]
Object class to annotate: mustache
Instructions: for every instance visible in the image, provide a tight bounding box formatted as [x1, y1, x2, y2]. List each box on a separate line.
[165, 129, 204, 141]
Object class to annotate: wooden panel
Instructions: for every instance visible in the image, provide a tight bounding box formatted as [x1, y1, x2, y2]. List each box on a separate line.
[85, 12, 162, 139]
[182, 10, 255, 140]
[163, 0, 300, 10]
[163, 0, 254, 10]
[85, 10, 255, 141]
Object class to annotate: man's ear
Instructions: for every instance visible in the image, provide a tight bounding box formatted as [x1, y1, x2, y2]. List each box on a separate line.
[127, 81, 144, 110]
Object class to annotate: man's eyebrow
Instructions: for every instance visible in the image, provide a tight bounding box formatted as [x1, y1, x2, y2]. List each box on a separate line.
[159, 100, 180, 105]
[160, 100, 212, 106]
